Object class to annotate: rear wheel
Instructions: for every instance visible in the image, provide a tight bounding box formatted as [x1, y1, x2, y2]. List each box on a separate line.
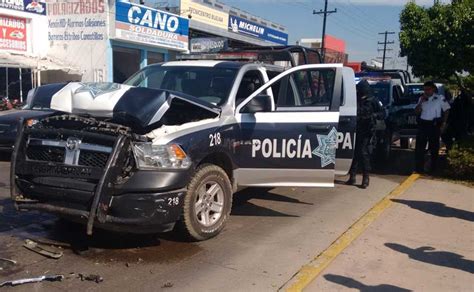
[176, 164, 232, 241]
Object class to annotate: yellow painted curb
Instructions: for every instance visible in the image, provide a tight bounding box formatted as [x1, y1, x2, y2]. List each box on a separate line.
[285, 173, 420, 292]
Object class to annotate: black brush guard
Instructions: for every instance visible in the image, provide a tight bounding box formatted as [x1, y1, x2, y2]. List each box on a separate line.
[11, 120, 131, 235]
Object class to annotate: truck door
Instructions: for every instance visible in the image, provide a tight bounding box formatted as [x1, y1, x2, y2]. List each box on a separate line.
[335, 67, 357, 175]
[234, 64, 348, 187]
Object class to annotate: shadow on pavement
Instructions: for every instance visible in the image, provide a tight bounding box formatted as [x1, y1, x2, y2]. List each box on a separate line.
[0, 198, 52, 232]
[373, 147, 416, 176]
[385, 243, 474, 274]
[391, 199, 474, 222]
[323, 274, 412, 292]
[231, 187, 306, 217]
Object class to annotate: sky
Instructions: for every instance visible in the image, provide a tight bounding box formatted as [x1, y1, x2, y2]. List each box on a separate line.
[218, 0, 449, 69]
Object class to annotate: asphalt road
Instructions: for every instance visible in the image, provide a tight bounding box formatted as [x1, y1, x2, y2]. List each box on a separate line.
[0, 152, 411, 291]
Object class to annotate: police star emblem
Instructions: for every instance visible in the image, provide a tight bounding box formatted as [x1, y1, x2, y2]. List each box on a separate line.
[75, 83, 121, 98]
[312, 127, 338, 167]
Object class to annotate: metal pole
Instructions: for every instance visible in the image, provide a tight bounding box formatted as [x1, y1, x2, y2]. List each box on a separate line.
[5, 68, 8, 99]
[321, 0, 328, 62]
[313, 1, 337, 63]
[19, 68, 23, 103]
[382, 32, 387, 70]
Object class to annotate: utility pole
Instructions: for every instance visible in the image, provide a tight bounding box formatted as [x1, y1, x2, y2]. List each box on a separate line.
[313, 0, 337, 62]
[377, 31, 395, 69]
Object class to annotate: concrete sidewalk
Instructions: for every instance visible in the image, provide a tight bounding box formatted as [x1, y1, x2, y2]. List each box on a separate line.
[306, 178, 474, 292]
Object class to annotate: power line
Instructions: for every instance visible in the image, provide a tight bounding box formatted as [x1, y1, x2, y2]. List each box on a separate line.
[377, 31, 395, 69]
[313, 0, 337, 62]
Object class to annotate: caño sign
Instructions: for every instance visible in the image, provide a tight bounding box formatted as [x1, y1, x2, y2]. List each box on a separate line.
[115, 0, 189, 51]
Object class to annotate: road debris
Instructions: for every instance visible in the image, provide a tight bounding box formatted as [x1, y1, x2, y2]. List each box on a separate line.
[0, 258, 16, 271]
[162, 281, 173, 288]
[78, 273, 103, 283]
[0, 275, 64, 287]
[23, 239, 63, 259]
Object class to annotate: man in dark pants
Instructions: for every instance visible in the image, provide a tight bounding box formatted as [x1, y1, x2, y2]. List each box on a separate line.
[347, 80, 384, 188]
[415, 81, 450, 173]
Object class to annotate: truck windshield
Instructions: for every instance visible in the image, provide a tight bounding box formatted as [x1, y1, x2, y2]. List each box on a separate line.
[124, 66, 238, 106]
[406, 84, 424, 104]
[369, 83, 390, 106]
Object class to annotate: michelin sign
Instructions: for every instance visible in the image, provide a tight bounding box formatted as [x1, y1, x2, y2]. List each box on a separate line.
[228, 15, 287, 45]
[115, 0, 189, 51]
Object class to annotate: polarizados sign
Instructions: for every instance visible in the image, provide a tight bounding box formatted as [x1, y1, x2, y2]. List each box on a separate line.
[228, 15, 287, 45]
[115, 0, 189, 51]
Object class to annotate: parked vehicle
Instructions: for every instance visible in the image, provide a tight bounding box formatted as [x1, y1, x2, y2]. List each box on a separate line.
[11, 47, 358, 240]
[0, 83, 66, 155]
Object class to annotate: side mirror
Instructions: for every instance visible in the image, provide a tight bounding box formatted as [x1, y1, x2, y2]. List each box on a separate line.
[240, 94, 272, 113]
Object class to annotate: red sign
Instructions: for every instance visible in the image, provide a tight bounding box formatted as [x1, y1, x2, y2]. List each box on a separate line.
[324, 35, 346, 53]
[0, 15, 27, 51]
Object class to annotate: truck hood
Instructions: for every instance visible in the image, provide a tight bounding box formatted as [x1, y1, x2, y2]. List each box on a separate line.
[49, 82, 220, 132]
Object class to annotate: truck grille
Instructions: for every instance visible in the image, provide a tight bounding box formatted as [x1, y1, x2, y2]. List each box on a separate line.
[26, 145, 65, 163]
[78, 150, 109, 168]
[26, 138, 112, 168]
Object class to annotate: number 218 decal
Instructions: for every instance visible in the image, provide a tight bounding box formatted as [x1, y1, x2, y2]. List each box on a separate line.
[209, 132, 221, 147]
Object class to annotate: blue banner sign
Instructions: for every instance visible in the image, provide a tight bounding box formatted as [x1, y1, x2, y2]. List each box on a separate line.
[228, 15, 288, 45]
[0, 0, 46, 15]
[115, 0, 189, 51]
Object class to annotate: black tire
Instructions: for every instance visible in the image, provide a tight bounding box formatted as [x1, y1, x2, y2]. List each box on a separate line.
[400, 138, 409, 149]
[176, 164, 233, 241]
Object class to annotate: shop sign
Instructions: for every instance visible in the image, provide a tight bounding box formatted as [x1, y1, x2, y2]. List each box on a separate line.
[0, 14, 27, 51]
[0, 0, 46, 15]
[47, 0, 107, 42]
[228, 15, 288, 45]
[115, 0, 189, 51]
[190, 37, 227, 53]
[180, 0, 228, 30]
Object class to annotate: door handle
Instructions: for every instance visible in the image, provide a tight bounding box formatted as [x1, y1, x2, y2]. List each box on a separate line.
[339, 117, 352, 124]
[307, 125, 331, 132]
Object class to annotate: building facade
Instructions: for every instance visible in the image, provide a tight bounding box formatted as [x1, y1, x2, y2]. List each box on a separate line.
[1, 0, 288, 98]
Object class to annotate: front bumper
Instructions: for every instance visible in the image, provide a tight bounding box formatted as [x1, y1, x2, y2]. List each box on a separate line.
[15, 188, 186, 234]
[11, 121, 191, 234]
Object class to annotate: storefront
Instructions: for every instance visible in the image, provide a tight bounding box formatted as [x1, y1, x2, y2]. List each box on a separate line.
[110, 0, 189, 82]
[178, 0, 288, 52]
[0, 0, 49, 102]
[45, 0, 189, 83]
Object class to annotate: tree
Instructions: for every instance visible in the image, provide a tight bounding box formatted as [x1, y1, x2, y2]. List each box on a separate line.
[399, 0, 474, 90]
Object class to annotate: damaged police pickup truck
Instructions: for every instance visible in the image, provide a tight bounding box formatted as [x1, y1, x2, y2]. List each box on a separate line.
[10, 55, 357, 241]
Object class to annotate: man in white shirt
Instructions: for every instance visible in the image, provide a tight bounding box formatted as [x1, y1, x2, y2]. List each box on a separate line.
[415, 81, 451, 173]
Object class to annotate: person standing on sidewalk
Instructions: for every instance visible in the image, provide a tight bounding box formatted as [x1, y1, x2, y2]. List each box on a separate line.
[347, 80, 384, 189]
[415, 81, 450, 173]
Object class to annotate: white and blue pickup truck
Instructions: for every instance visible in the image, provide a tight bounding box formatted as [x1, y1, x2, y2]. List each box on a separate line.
[10, 46, 357, 241]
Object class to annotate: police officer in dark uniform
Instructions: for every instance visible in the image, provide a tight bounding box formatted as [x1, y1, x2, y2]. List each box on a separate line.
[347, 79, 384, 188]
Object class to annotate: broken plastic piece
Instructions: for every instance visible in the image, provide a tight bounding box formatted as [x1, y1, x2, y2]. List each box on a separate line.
[23, 239, 63, 259]
[0, 275, 64, 287]
[0, 258, 17, 271]
[79, 274, 103, 283]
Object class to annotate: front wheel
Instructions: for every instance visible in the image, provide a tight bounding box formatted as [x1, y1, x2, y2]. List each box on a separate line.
[176, 164, 233, 241]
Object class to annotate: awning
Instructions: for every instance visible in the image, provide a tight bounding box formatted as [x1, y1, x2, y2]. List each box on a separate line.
[0, 51, 81, 74]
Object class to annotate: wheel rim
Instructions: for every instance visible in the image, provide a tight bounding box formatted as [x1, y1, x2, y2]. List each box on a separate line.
[194, 180, 225, 227]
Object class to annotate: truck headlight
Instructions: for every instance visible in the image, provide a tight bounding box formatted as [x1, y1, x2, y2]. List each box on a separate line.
[132, 143, 191, 170]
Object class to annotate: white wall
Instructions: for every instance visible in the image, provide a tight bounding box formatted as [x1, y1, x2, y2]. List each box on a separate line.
[46, 0, 110, 82]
